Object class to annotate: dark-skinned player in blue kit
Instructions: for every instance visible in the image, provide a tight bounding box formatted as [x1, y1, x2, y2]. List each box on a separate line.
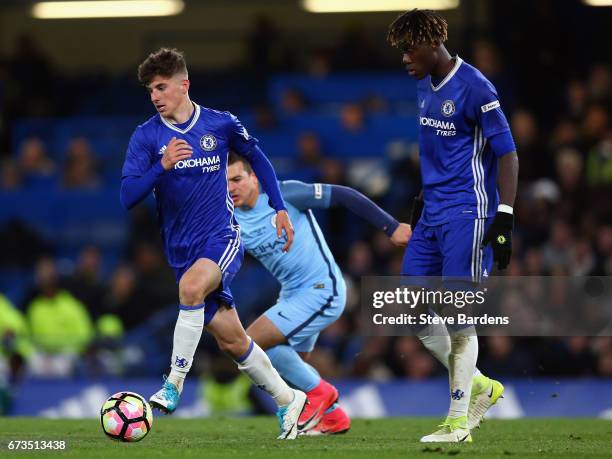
[387, 10, 519, 442]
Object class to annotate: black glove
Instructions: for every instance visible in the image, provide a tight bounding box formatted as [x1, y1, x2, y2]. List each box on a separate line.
[482, 211, 513, 270]
[409, 195, 424, 228]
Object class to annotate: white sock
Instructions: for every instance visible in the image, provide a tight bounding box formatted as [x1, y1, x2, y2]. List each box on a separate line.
[447, 331, 478, 419]
[235, 339, 294, 407]
[168, 306, 205, 392]
[417, 321, 451, 367]
[417, 315, 481, 377]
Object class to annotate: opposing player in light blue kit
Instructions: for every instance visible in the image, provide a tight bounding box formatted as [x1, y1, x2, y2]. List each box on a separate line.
[228, 153, 411, 435]
[387, 10, 519, 442]
[119, 48, 306, 439]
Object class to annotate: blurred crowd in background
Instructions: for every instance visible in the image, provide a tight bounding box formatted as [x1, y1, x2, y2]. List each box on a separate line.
[0, 3, 611, 413]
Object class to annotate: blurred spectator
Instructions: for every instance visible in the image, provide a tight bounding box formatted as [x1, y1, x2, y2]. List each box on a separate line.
[532, 338, 594, 376]
[26, 258, 94, 375]
[346, 240, 374, 279]
[566, 80, 588, 120]
[511, 109, 546, 180]
[554, 147, 586, 220]
[292, 132, 325, 182]
[306, 48, 332, 78]
[8, 35, 54, 118]
[64, 246, 106, 317]
[102, 265, 136, 316]
[594, 225, 612, 275]
[319, 158, 345, 185]
[581, 105, 609, 149]
[586, 64, 611, 105]
[340, 103, 365, 133]
[570, 239, 596, 277]
[362, 95, 389, 114]
[201, 357, 254, 415]
[586, 131, 612, 187]
[252, 104, 278, 131]
[524, 248, 545, 276]
[17, 137, 56, 189]
[472, 39, 515, 113]
[480, 336, 537, 376]
[246, 15, 290, 79]
[391, 337, 437, 379]
[128, 242, 177, 326]
[61, 137, 101, 189]
[0, 220, 48, 268]
[550, 119, 579, 151]
[0, 294, 31, 382]
[0, 158, 22, 190]
[597, 350, 612, 377]
[332, 25, 381, 71]
[541, 220, 574, 274]
[279, 88, 306, 115]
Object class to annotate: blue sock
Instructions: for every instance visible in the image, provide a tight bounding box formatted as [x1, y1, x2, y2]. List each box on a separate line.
[304, 362, 321, 379]
[325, 403, 339, 414]
[266, 345, 320, 392]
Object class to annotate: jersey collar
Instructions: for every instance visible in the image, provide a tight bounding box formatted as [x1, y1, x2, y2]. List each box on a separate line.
[160, 103, 201, 134]
[430, 56, 463, 92]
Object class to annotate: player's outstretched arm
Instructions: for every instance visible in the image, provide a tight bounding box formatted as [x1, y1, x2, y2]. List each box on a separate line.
[280, 180, 411, 246]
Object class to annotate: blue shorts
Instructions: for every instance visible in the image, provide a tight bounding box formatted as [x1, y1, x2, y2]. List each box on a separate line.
[402, 217, 493, 280]
[265, 276, 347, 353]
[173, 235, 244, 325]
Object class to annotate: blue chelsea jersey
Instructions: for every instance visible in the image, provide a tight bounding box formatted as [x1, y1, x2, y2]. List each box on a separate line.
[235, 192, 341, 296]
[416, 57, 512, 225]
[122, 104, 256, 269]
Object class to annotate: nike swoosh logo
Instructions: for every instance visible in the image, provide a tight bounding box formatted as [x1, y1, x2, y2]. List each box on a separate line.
[278, 311, 290, 320]
[459, 433, 470, 442]
[298, 406, 322, 430]
[488, 386, 494, 398]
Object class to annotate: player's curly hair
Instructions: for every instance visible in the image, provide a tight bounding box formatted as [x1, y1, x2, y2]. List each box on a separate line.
[138, 48, 188, 86]
[387, 9, 448, 50]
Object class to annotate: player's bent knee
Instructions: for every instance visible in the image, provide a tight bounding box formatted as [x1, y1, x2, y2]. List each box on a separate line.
[217, 335, 250, 359]
[179, 280, 206, 306]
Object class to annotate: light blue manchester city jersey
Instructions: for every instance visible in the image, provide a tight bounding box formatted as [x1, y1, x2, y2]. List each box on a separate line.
[234, 183, 341, 297]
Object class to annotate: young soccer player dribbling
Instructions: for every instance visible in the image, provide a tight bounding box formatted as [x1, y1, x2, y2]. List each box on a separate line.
[119, 48, 306, 439]
[387, 10, 519, 442]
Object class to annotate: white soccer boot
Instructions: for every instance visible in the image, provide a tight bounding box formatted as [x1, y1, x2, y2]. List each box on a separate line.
[276, 389, 308, 440]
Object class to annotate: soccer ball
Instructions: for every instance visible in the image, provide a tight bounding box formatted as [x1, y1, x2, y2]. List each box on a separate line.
[100, 391, 153, 442]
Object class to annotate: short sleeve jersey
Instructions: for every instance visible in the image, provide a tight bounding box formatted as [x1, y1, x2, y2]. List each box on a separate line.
[416, 57, 513, 225]
[122, 104, 256, 269]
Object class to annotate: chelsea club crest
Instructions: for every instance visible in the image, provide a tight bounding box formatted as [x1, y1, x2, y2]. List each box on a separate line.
[441, 100, 455, 117]
[200, 134, 217, 151]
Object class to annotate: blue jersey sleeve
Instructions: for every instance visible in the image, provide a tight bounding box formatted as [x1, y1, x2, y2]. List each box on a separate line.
[122, 127, 155, 178]
[468, 79, 512, 140]
[281, 181, 399, 237]
[226, 113, 259, 156]
[226, 112, 285, 211]
[280, 180, 332, 210]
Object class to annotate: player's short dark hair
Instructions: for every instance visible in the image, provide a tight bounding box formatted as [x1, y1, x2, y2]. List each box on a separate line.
[138, 48, 188, 86]
[387, 9, 448, 50]
[228, 151, 253, 173]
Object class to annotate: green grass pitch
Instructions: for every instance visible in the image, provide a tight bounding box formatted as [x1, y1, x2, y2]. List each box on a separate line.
[1, 417, 610, 458]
